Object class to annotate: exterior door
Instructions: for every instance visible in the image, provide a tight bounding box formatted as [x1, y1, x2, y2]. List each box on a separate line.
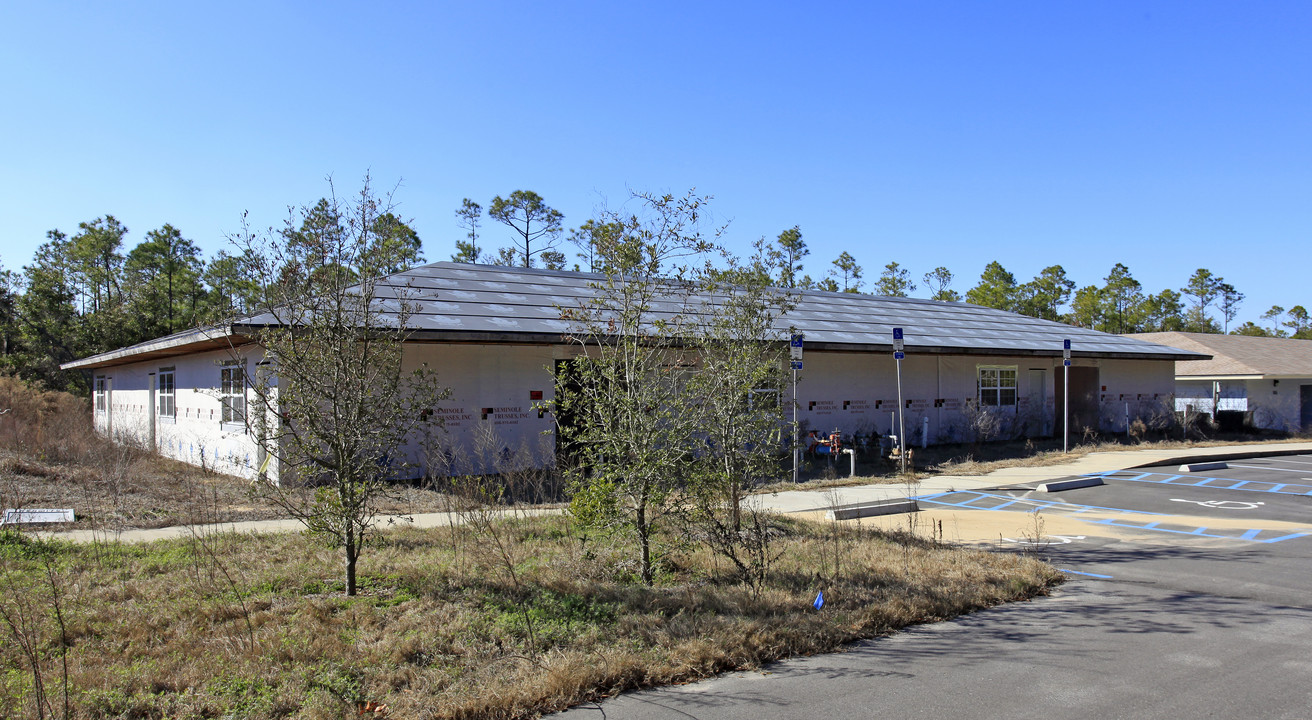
[1301, 385, 1312, 432]
[1027, 369, 1048, 435]
[1055, 366, 1100, 437]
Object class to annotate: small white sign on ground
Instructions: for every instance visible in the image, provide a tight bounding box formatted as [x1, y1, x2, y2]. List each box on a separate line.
[2, 508, 76, 525]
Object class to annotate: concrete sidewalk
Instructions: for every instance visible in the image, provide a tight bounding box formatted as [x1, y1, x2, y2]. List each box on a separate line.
[751, 441, 1312, 513]
[41, 508, 558, 545]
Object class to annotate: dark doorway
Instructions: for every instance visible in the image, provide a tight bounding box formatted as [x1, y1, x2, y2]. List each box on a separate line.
[554, 359, 586, 466]
[1301, 385, 1312, 432]
[1055, 366, 1100, 437]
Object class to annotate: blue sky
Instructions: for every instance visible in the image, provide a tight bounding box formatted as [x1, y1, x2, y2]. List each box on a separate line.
[3, 1, 1309, 327]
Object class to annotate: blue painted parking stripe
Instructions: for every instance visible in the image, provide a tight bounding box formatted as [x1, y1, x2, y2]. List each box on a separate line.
[1263, 532, 1311, 543]
[920, 495, 987, 509]
[1060, 569, 1114, 579]
[1081, 518, 1309, 543]
[918, 491, 1164, 516]
[1091, 471, 1312, 496]
[920, 489, 1312, 544]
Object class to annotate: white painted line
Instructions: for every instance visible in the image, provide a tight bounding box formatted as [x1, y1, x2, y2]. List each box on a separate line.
[1229, 464, 1312, 474]
[1003, 535, 1085, 545]
[1170, 498, 1264, 510]
[1259, 457, 1312, 466]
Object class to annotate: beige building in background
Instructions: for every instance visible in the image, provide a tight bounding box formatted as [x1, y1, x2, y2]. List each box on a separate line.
[1127, 332, 1312, 433]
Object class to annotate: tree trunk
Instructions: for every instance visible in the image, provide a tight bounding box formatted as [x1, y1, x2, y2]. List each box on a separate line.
[345, 527, 358, 596]
[637, 503, 653, 586]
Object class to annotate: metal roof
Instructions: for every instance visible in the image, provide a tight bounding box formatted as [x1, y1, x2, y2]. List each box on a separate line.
[64, 262, 1204, 370]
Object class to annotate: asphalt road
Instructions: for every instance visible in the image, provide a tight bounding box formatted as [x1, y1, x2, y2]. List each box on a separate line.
[550, 454, 1312, 719]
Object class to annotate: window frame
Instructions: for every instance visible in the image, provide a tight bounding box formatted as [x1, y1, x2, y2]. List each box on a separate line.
[977, 365, 1018, 408]
[158, 367, 176, 422]
[94, 376, 107, 414]
[220, 362, 246, 428]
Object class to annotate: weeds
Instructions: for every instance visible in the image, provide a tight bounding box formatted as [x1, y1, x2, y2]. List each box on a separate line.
[1019, 509, 1049, 557]
[0, 531, 73, 720]
[0, 515, 1059, 720]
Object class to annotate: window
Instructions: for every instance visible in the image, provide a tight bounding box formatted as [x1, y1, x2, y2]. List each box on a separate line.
[94, 376, 107, 413]
[221, 363, 245, 425]
[978, 366, 1017, 407]
[158, 368, 176, 420]
[749, 389, 781, 412]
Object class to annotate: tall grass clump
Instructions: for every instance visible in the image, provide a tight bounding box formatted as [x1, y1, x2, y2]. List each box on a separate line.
[0, 375, 103, 464]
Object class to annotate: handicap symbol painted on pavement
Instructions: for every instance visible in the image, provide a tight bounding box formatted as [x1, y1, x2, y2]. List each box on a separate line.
[1002, 535, 1086, 545]
[1170, 498, 1265, 510]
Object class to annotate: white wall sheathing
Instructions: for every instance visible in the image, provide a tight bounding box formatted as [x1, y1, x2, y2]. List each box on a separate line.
[90, 343, 1178, 477]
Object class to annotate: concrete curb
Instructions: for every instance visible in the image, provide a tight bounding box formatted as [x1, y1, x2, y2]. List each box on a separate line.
[1036, 477, 1105, 493]
[1128, 446, 1312, 470]
[1179, 461, 1229, 472]
[825, 499, 919, 521]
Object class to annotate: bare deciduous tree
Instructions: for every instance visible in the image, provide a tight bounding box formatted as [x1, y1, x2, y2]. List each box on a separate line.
[228, 176, 449, 596]
[556, 190, 716, 586]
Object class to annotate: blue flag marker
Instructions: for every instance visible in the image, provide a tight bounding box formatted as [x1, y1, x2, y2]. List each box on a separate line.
[813, 591, 825, 610]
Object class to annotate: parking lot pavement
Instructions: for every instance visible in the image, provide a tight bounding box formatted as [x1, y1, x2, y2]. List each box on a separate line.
[751, 441, 1312, 514]
[552, 453, 1312, 719]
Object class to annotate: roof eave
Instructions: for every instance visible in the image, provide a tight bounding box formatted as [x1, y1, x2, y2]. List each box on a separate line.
[1176, 372, 1312, 381]
[59, 326, 245, 371]
[395, 329, 1208, 360]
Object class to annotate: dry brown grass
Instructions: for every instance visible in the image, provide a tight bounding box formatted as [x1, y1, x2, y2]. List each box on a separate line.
[0, 515, 1060, 719]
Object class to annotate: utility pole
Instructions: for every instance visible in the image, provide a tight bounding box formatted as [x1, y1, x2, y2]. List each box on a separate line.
[1063, 339, 1071, 453]
[893, 328, 907, 474]
[791, 333, 803, 483]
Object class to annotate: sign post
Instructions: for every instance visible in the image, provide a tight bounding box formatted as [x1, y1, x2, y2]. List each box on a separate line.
[893, 328, 907, 474]
[1063, 339, 1071, 454]
[791, 333, 803, 483]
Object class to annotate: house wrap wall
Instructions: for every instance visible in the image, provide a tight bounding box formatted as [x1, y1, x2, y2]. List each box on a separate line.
[92, 346, 265, 479]
[90, 342, 1176, 477]
[1095, 359, 1176, 433]
[401, 342, 557, 474]
[89, 342, 558, 480]
[794, 353, 1173, 442]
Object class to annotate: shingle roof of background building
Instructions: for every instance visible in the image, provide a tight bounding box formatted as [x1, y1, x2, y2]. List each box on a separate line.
[1127, 332, 1312, 377]
[66, 262, 1204, 369]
